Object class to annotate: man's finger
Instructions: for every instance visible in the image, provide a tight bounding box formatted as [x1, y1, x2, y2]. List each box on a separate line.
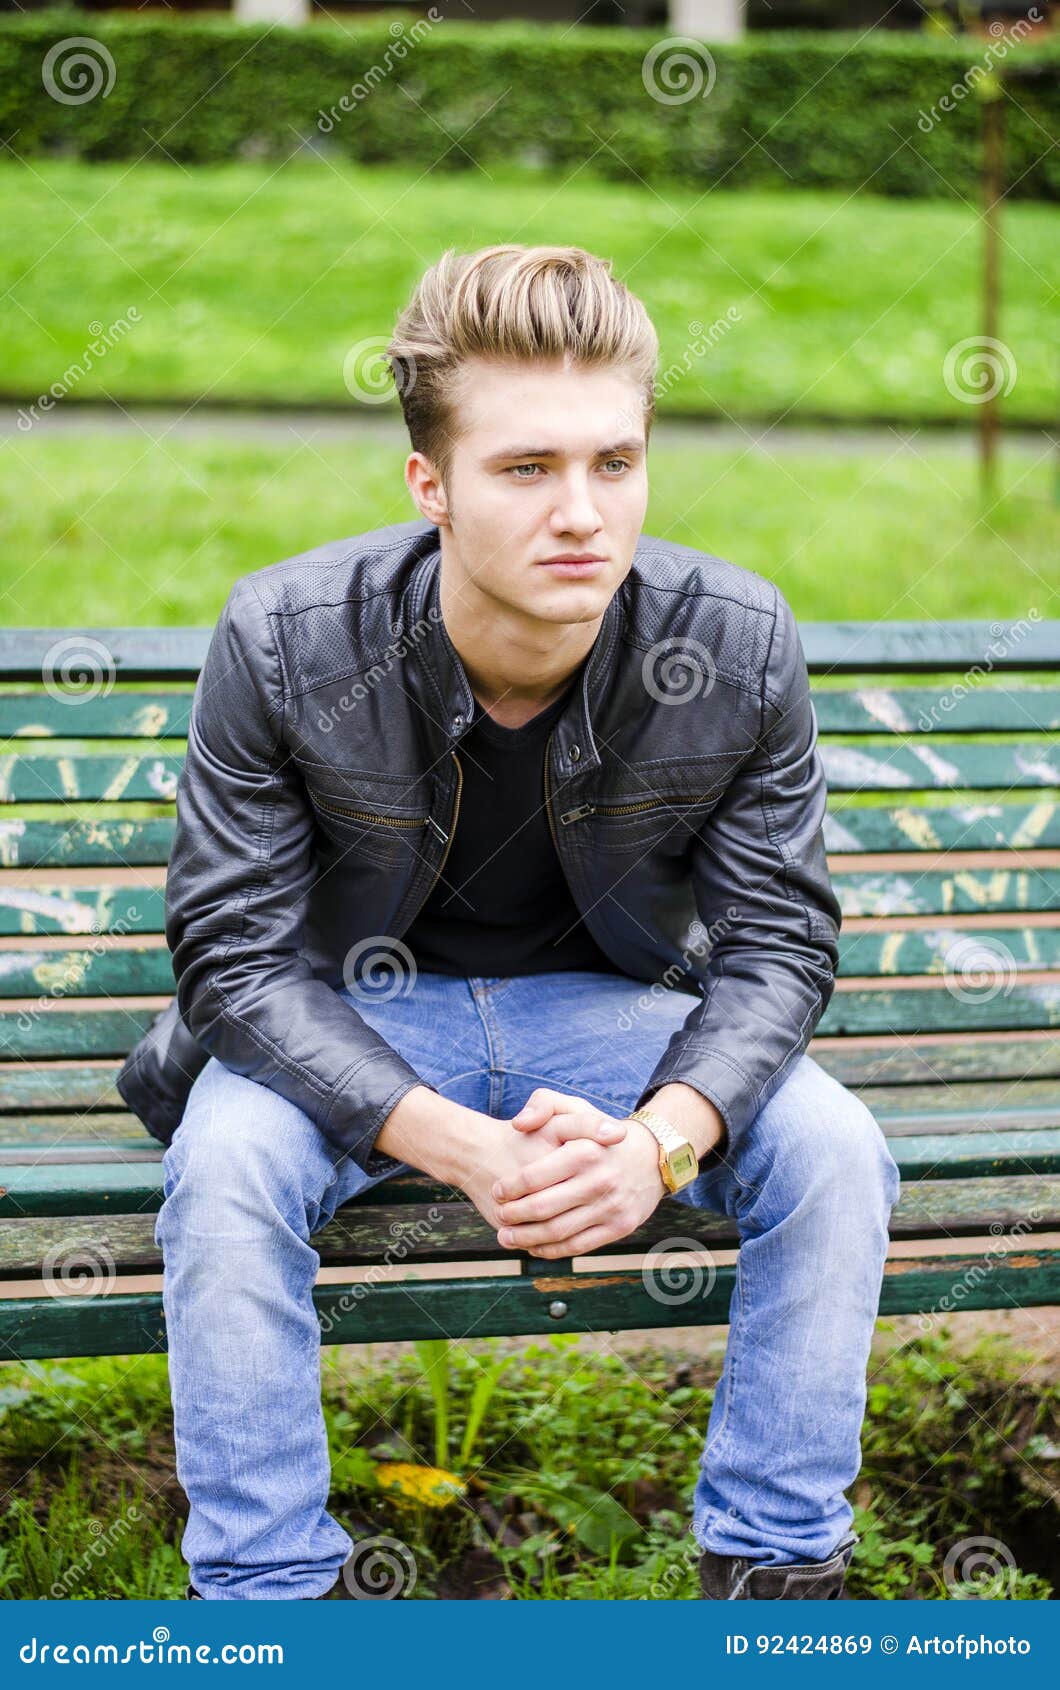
[492, 1141, 589, 1202]
[548, 1110, 626, 1146]
[498, 1203, 598, 1250]
[528, 1225, 614, 1260]
[496, 1174, 594, 1228]
[510, 1089, 600, 1131]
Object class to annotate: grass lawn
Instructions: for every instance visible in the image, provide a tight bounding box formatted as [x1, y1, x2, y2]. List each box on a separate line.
[1, 158, 1057, 422]
[0, 1329, 1054, 1599]
[0, 429, 1055, 626]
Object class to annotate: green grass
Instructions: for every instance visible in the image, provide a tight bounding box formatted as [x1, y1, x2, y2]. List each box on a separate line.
[1, 158, 1057, 421]
[0, 1329, 1054, 1599]
[0, 430, 1055, 625]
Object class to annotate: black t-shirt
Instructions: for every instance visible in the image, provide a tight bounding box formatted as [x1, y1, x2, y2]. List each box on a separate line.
[401, 677, 616, 978]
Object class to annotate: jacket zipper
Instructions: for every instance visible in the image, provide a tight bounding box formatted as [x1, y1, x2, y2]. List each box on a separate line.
[316, 793, 449, 844]
[557, 794, 707, 825]
[398, 750, 464, 926]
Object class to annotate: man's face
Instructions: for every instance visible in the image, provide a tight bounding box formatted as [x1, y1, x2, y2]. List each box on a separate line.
[415, 356, 649, 628]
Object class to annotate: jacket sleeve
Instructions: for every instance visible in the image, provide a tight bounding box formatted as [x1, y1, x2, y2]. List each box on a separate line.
[164, 578, 430, 1176]
[633, 588, 841, 1149]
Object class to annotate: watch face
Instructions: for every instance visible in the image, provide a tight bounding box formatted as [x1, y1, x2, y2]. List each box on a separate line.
[668, 1144, 699, 1185]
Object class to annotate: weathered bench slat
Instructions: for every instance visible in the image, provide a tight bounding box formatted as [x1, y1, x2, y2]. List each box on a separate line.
[3, 868, 1056, 936]
[0, 1175, 1054, 1280]
[823, 802, 1060, 853]
[4, 1245, 1060, 1360]
[5, 1127, 1056, 1218]
[840, 928, 1060, 977]
[818, 742, 1059, 793]
[0, 756, 183, 804]
[813, 688, 1060, 735]
[3, 1082, 1058, 1169]
[0, 819, 175, 869]
[1, 937, 1055, 998]
[0, 693, 194, 739]
[5, 685, 1057, 742]
[3, 741, 1056, 802]
[0, 1034, 1054, 1101]
[0, 887, 165, 936]
[6, 621, 1058, 680]
[2, 804, 1055, 871]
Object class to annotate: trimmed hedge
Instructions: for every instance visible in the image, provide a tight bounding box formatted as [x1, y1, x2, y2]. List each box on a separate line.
[3, 10, 1059, 199]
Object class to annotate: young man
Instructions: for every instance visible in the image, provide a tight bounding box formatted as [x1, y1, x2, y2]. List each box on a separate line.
[119, 244, 900, 1602]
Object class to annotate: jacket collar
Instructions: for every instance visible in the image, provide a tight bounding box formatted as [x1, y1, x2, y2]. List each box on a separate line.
[404, 538, 626, 781]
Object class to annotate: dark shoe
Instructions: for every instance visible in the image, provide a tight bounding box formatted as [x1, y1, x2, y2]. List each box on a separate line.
[698, 1539, 855, 1600]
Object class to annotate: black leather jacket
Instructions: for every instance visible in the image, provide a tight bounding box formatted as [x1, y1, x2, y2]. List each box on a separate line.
[116, 518, 841, 1174]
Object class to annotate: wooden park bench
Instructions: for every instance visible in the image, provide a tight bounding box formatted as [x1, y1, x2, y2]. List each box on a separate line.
[0, 620, 1057, 1361]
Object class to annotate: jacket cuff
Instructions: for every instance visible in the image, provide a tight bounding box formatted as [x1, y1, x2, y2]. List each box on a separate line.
[323, 1063, 437, 1179]
[634, 1043, 763, 1151]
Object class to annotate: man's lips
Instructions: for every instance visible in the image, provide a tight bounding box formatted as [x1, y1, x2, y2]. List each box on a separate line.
[536, 555, 608, 569]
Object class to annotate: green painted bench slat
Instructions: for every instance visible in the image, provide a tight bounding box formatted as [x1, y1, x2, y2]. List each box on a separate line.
[3, 741, 1056, 802]
[822, 803, 1060, 853]
[4, 1127, 1057, 1218]
[1, 939, 1056, 999]
[1, 1015, 1055, 1087]
[0, 819, 176, 869]
[4, 685, 1057, 741]
[812, 688, 1060, 735]
[818, 742, 1058, 793]
[1, 804, 1054, 871]
[4, 621, 1059, 679]
[0, 693, 194, 739]
[3, 869, 1056, 936]
[0, 1175, 1054, 1280]
[4, 1247, 1060, 1362]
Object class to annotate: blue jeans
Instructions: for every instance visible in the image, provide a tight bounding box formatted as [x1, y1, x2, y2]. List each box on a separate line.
[155, 970, 900, 1599]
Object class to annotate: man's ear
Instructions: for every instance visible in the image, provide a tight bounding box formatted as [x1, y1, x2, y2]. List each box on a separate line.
[405, 452, 450, 529]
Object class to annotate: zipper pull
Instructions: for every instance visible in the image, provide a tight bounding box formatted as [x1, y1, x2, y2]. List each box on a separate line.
[427, 816, 449, 844]
[560, 803, 595, 825]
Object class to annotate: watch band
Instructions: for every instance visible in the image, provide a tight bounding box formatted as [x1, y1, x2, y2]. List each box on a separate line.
[628, 1106, 699, 1194]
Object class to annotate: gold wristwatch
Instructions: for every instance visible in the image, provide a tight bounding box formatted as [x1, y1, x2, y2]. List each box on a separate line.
[628, 1106, 699, 1195]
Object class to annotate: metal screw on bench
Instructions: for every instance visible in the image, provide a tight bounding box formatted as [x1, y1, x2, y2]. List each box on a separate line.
[548, 1300, 568, 1320]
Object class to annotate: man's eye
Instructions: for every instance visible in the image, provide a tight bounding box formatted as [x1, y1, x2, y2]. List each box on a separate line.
[508, 463, 542, 479]
[603, 458, 631, 474]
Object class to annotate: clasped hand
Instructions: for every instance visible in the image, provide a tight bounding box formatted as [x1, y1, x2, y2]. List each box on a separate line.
[470, 1088, 667, 1261]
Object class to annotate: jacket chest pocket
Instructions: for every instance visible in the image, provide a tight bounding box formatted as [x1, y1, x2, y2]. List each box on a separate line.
[309, 790, 435, 867]
[562, 792, 722, 855]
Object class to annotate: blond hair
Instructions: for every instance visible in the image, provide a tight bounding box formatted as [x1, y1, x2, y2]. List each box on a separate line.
[386, 244, 659, 487]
